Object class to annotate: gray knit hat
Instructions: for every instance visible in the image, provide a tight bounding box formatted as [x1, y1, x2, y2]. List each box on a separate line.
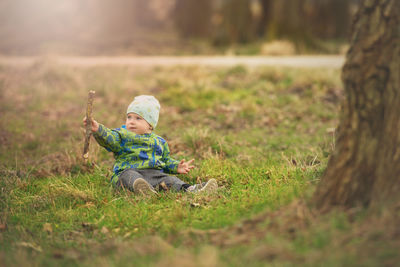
[126, 95, 160, 129]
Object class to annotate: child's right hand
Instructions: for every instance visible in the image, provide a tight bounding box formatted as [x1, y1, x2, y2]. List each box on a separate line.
[83, 117, 99, 132]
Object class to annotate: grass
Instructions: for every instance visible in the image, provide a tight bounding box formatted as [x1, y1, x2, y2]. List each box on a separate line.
[0, 61, 398, 266]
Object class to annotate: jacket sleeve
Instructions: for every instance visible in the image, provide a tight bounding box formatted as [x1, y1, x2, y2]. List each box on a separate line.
[92, 124, 122, 153]
[161, 141, 180, 174]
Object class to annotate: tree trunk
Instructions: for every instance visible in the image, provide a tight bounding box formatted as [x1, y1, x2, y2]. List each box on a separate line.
[173, 0, 212, 38]
[313, 0, 400, 211]
[213, 0, 254, 45]
[306, 0, 351, 39]
[257, 0, 273, 37]
[266, 0, 352, 52]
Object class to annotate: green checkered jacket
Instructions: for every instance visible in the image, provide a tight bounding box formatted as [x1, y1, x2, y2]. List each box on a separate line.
[93, 124, 180, 183]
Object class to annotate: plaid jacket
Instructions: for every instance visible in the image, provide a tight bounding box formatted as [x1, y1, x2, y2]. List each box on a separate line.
[93, 124, 179, 183]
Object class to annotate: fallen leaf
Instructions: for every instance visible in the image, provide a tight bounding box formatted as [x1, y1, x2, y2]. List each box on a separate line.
[101, 226, 109, 234]
[43, 223, 52, 234]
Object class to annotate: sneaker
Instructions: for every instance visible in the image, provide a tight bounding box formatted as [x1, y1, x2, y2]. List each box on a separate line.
[187, 179, 218, 194]
[133, 178, 157, 196]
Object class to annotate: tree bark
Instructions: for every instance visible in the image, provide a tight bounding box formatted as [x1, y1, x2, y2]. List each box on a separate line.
[313, 0, 400, 211]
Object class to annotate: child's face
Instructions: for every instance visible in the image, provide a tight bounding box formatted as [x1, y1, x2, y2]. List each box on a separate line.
[126, 113, 152, 134]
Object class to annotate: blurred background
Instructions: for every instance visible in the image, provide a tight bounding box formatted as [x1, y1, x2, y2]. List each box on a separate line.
[0, 0, 359, 56]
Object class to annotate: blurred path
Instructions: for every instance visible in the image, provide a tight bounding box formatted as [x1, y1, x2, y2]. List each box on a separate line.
[0, 55, 345, 68]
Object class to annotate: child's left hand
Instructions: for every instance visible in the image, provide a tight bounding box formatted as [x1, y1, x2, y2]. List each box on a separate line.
[177, 159, 195, 174]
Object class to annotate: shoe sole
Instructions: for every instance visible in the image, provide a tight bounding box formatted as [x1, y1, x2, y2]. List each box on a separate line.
[199, 178, 218, 193]
[133, 178, 157, 196]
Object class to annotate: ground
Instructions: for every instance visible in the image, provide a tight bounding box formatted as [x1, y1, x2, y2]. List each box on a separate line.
[0, 59, 398, 266]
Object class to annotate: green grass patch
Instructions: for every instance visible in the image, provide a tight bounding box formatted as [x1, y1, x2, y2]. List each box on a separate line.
[1, 63, 395, 266]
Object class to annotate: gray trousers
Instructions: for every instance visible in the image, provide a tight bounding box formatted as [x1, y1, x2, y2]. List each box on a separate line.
[116, 168, 187, 192]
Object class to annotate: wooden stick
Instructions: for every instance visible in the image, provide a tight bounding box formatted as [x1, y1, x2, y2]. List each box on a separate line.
[83, 90, 95, 161]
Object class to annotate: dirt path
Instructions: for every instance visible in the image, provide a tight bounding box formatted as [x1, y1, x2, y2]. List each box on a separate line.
[0, 55, 344, 68]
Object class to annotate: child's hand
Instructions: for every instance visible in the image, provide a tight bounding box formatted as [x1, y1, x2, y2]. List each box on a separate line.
[177, 159, 195, 174]
[83, 117, 99, 132]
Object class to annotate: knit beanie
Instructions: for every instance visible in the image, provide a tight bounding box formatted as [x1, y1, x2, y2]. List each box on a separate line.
[126, 95, 160, 129]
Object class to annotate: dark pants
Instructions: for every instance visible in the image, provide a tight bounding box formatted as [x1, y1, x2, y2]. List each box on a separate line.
[116, 168, 187, 192]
